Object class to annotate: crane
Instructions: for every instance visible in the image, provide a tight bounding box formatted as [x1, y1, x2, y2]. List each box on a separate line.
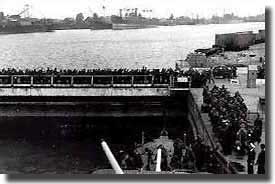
[17, 4, 30, 18]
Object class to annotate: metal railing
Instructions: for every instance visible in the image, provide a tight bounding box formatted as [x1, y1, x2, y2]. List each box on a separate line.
[0, 74, 191, 89]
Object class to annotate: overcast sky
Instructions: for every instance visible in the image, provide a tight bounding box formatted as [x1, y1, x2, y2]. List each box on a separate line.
[1, 0, 268, 19]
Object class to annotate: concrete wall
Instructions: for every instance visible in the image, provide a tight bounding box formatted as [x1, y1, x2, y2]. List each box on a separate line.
[0, 87, 170, 97]
[234, 33, 256, 50]
[215, 32, 256, 51]
[256, 29, 265, 43]
[186, 92, 214, 147]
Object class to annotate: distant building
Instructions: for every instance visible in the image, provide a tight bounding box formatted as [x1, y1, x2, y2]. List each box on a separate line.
[0, 12, 4, 20]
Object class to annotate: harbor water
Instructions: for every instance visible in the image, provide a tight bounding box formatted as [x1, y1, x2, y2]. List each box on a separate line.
[0, 22, 264, 70]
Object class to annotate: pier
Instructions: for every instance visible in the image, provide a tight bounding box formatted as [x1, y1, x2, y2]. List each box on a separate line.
[0, 74, 190, 96]
[0, 72, 238, 174]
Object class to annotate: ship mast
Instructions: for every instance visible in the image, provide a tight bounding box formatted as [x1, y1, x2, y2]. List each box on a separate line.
[18, 4, 31, 18]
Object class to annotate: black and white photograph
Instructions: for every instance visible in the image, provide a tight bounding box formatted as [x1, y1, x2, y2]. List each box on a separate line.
[0, 0, 268, 176]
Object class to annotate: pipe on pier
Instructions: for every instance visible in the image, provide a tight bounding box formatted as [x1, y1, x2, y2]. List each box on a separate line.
[101, 140, 124, 174]
[155, 148, 162, 172]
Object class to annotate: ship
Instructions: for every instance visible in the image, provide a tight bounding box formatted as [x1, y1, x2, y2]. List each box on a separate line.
[0, 4, 54, 34]
[0, 24, 53, 34]
[90, 21, 112, 30]
[111, 8, 158, 30]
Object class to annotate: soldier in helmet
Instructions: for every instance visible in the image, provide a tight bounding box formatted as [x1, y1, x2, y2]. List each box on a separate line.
[236, 123, 248, 155]
[208, 67, 215, 84]
[254, 114, 263, 143]
[256, 144, 265, 174]
[247, 143, 256, 174]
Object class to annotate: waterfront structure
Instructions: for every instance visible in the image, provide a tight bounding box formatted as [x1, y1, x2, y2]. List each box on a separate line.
[215, 30, 265, 51]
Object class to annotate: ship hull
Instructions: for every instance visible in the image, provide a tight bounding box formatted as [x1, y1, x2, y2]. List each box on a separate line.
[90, 23, 112, 30]
[0, 25, 54, 34]
[112, 23, 157, 30]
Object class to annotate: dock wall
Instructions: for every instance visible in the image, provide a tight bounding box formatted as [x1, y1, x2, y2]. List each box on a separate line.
[215, 29, 265, 51]
[0, 87, 170, 97]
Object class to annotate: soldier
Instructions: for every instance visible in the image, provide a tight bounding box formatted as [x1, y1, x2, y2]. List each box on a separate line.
[143, 148, 153, 171]
[160, 128, 169, 140]
[254, 114, 263, 143]
[133, 146, 143, 170]
[220, 84, 227, 93]
[256, 144, 265, 174]
[203, 85, 209, 101]
[236, 123, 248, 155]
[192, 136, 205, 171]
[184, 144, 197, 171]
[171, 138, 184, 169]
[208, 67, 215, 84]
[119, 150, 130, 170]
[222, 122, 234, 155]
[247, 143, 256, 174]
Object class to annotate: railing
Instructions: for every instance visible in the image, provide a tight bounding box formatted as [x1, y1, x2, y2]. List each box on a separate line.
[0, 74, 191, 89]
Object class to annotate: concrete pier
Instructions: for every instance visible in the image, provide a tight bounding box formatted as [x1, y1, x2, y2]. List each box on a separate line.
[0, 87, 170, 97]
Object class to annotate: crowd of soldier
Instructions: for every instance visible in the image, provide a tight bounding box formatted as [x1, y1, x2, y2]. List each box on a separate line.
[202, 85, 265, 174]
[0, 67, 210, 87]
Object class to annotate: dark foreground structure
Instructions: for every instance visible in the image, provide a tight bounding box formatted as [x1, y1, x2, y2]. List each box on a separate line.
[0, 70, 239, 174]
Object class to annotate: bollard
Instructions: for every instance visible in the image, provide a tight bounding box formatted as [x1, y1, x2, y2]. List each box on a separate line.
[155, 148, 162, 172]
[101, 140, 124, 174]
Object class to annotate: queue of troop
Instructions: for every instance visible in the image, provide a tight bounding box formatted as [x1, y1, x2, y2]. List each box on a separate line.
[202, 85, 264, 174]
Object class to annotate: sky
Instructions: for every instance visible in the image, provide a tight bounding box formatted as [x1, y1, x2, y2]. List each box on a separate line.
[0, 0, 268, 19]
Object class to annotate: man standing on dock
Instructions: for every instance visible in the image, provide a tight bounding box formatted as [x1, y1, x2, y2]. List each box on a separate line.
[256, 144, 265, 174]
[247, 143, 256, 174]
[208, 67, 215, 84]
[254, 114, 263, 143]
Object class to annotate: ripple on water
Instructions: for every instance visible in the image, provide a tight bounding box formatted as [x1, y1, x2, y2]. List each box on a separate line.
[0, 23, 265, 70]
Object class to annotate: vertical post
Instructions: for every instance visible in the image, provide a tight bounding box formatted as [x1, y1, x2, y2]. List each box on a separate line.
[51, 75, 54, 87]
[131, 76, 134, 87]
[169, 75, 173, 87]
[141, 131, 144, 145]
[30, 76, 33, 87]
[101, 140, 124, 174]
[156, 148, 162, 172]
[183, 133, 187, 145]
[111, 76, 114, 87]
[189, 76, 191, 89]
[91, 76, 94, 87]
[71, 76, 74, 86]
[11, 76, 14, 87]
[151, 75, 154, 87]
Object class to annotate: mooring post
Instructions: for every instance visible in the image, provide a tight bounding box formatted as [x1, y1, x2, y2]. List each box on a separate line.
[101, 140, 124, 174]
